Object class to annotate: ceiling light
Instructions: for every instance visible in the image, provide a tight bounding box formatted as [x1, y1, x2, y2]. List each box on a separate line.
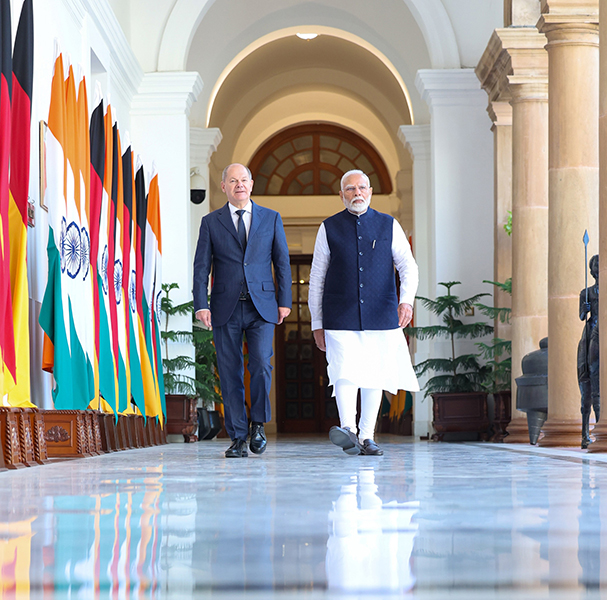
[296, 33, 318, 41]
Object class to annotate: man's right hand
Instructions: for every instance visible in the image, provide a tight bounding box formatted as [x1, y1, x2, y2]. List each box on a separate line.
[196, 309, 212, 330]
[313, 329, 326, 352]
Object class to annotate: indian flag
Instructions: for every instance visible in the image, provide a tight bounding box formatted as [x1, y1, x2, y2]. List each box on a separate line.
[39, 50, 95, 409]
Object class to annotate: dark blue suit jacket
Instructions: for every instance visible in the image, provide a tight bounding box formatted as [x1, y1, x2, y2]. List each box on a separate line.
[193, 201, 291, 327]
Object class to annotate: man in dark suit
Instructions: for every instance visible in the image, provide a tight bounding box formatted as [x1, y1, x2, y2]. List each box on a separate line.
[193, 163, 291, 458]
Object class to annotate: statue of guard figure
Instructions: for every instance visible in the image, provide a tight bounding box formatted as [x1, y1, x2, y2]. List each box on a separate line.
[578, 254, 600, 449]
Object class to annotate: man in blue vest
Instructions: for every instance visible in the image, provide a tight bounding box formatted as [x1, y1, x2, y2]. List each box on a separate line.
[309, 169, 419, 455]
[193, 163, 291, 458]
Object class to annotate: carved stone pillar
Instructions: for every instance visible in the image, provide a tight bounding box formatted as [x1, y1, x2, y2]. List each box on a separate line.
[504, 0, 542, 27]
[477, 28, 549, 443]
[487, 102, 513, 344]
[538, 0, 599, 447]
[587, 0, 607, 452]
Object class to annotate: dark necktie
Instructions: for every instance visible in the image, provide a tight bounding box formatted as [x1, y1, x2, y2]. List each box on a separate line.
[236, 209, 248, 297]
[236, 209, 247, 251]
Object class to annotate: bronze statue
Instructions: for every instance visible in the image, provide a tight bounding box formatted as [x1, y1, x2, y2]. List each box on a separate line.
[578, 254, 599, 449]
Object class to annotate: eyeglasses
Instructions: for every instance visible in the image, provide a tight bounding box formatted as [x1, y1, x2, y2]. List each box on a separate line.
[343, 185, 369, 194]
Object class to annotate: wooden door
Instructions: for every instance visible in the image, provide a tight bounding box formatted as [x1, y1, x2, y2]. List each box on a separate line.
[275, 256, 340, 433]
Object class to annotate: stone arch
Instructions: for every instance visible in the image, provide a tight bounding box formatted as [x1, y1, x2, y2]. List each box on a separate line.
[203, 26, 414, 128]
[157, 0, 460, 72]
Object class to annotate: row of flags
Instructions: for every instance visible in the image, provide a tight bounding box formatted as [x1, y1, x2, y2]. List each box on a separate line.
[0, 0, 33, 406]
[36, 49, 166, 420]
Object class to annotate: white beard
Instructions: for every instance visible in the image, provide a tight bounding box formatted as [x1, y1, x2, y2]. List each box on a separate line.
[346, 196, 371, 214]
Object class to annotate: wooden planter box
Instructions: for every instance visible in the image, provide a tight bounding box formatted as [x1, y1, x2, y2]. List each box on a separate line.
[166, 395, 198, 442]
[491, 390, 512, 442]
[41, 410, 92, 459]
[431, 391, 490, 441]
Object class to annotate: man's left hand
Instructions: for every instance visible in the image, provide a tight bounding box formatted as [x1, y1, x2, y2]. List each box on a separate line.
[278, 307, 291, 325]
[398, 303, 413, 327]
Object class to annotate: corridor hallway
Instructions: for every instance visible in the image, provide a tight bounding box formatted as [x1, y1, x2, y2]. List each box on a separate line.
[1, 436, 606, 599]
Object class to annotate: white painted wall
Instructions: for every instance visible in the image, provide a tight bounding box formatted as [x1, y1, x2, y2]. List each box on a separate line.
[440, 0, 503, 68]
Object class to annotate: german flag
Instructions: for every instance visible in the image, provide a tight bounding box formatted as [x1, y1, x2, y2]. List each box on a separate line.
[123, 145, 145, 413]
[0, 0, 15, 395]
[96, 102, 118, 414]
[134, 161, 158, 420]
[6, 0, 33, 406]
[110, 123, 130, 413]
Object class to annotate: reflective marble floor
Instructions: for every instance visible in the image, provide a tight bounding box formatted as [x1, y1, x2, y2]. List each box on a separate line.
[3, 437, 607, 599]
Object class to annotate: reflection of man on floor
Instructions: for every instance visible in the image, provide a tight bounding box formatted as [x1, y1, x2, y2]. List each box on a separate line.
[309, 169, 419, 456]
[326, 467, 418, 592]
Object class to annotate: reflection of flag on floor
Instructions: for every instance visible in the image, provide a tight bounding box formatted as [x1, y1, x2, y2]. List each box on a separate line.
[0, 0, 15, 397]
[6, 0, 33, 406]
[39, 51, 95, 409]
[0, 518, 34, 597]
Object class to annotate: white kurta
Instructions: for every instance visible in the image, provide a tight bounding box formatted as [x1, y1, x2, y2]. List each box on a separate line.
[309, 218, 420, 394]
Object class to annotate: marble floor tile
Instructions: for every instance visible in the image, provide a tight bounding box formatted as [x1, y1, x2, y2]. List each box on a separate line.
[2, 436, 607, 599]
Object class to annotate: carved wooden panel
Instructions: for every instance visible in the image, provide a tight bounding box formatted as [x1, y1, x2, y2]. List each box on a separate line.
[91, 412, 104, 454]
[30, 411, 49, 464]
[42, 410, 91, 458]
[0, 410, 26, 469]
[18, 410, 36, 467]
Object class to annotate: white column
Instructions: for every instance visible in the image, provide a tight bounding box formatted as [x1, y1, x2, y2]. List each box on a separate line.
[415, 69, 494, 297]
[130, 72, 203, 362]
[190, 127, 222, 261]
[398, 124, 433, 438]
[413, 70, 495, 434]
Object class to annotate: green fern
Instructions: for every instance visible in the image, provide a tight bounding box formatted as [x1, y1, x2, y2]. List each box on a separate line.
[404, 281, 493, 396]
[161, 283, 222, 402]
[474, 280, 513, 393]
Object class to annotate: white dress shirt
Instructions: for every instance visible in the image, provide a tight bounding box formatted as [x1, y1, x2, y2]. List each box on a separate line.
[228, 200, 252, 240]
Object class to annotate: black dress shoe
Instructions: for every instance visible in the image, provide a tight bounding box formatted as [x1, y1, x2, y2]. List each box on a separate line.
[329, 426, 362, 455]
[225, 439, 248, 458]
[361, 439, 384, 456]
[249, 422, 267, 455]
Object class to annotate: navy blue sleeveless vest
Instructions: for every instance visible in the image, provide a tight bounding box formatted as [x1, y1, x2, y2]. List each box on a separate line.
[323, 208, 398, 331]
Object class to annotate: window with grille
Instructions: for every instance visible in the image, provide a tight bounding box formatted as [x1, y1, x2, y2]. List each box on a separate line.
[249, 124, 392, 196]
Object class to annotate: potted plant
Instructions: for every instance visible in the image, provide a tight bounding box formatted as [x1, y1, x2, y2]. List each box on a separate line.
[475, 279, 512, 442]
[161, 283, 222, 442]
[404, 281, 493, 441]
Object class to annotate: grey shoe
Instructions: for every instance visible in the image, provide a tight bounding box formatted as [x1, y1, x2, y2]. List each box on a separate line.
[361, 439, 384, 456]
[329, 426, 363, 455]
